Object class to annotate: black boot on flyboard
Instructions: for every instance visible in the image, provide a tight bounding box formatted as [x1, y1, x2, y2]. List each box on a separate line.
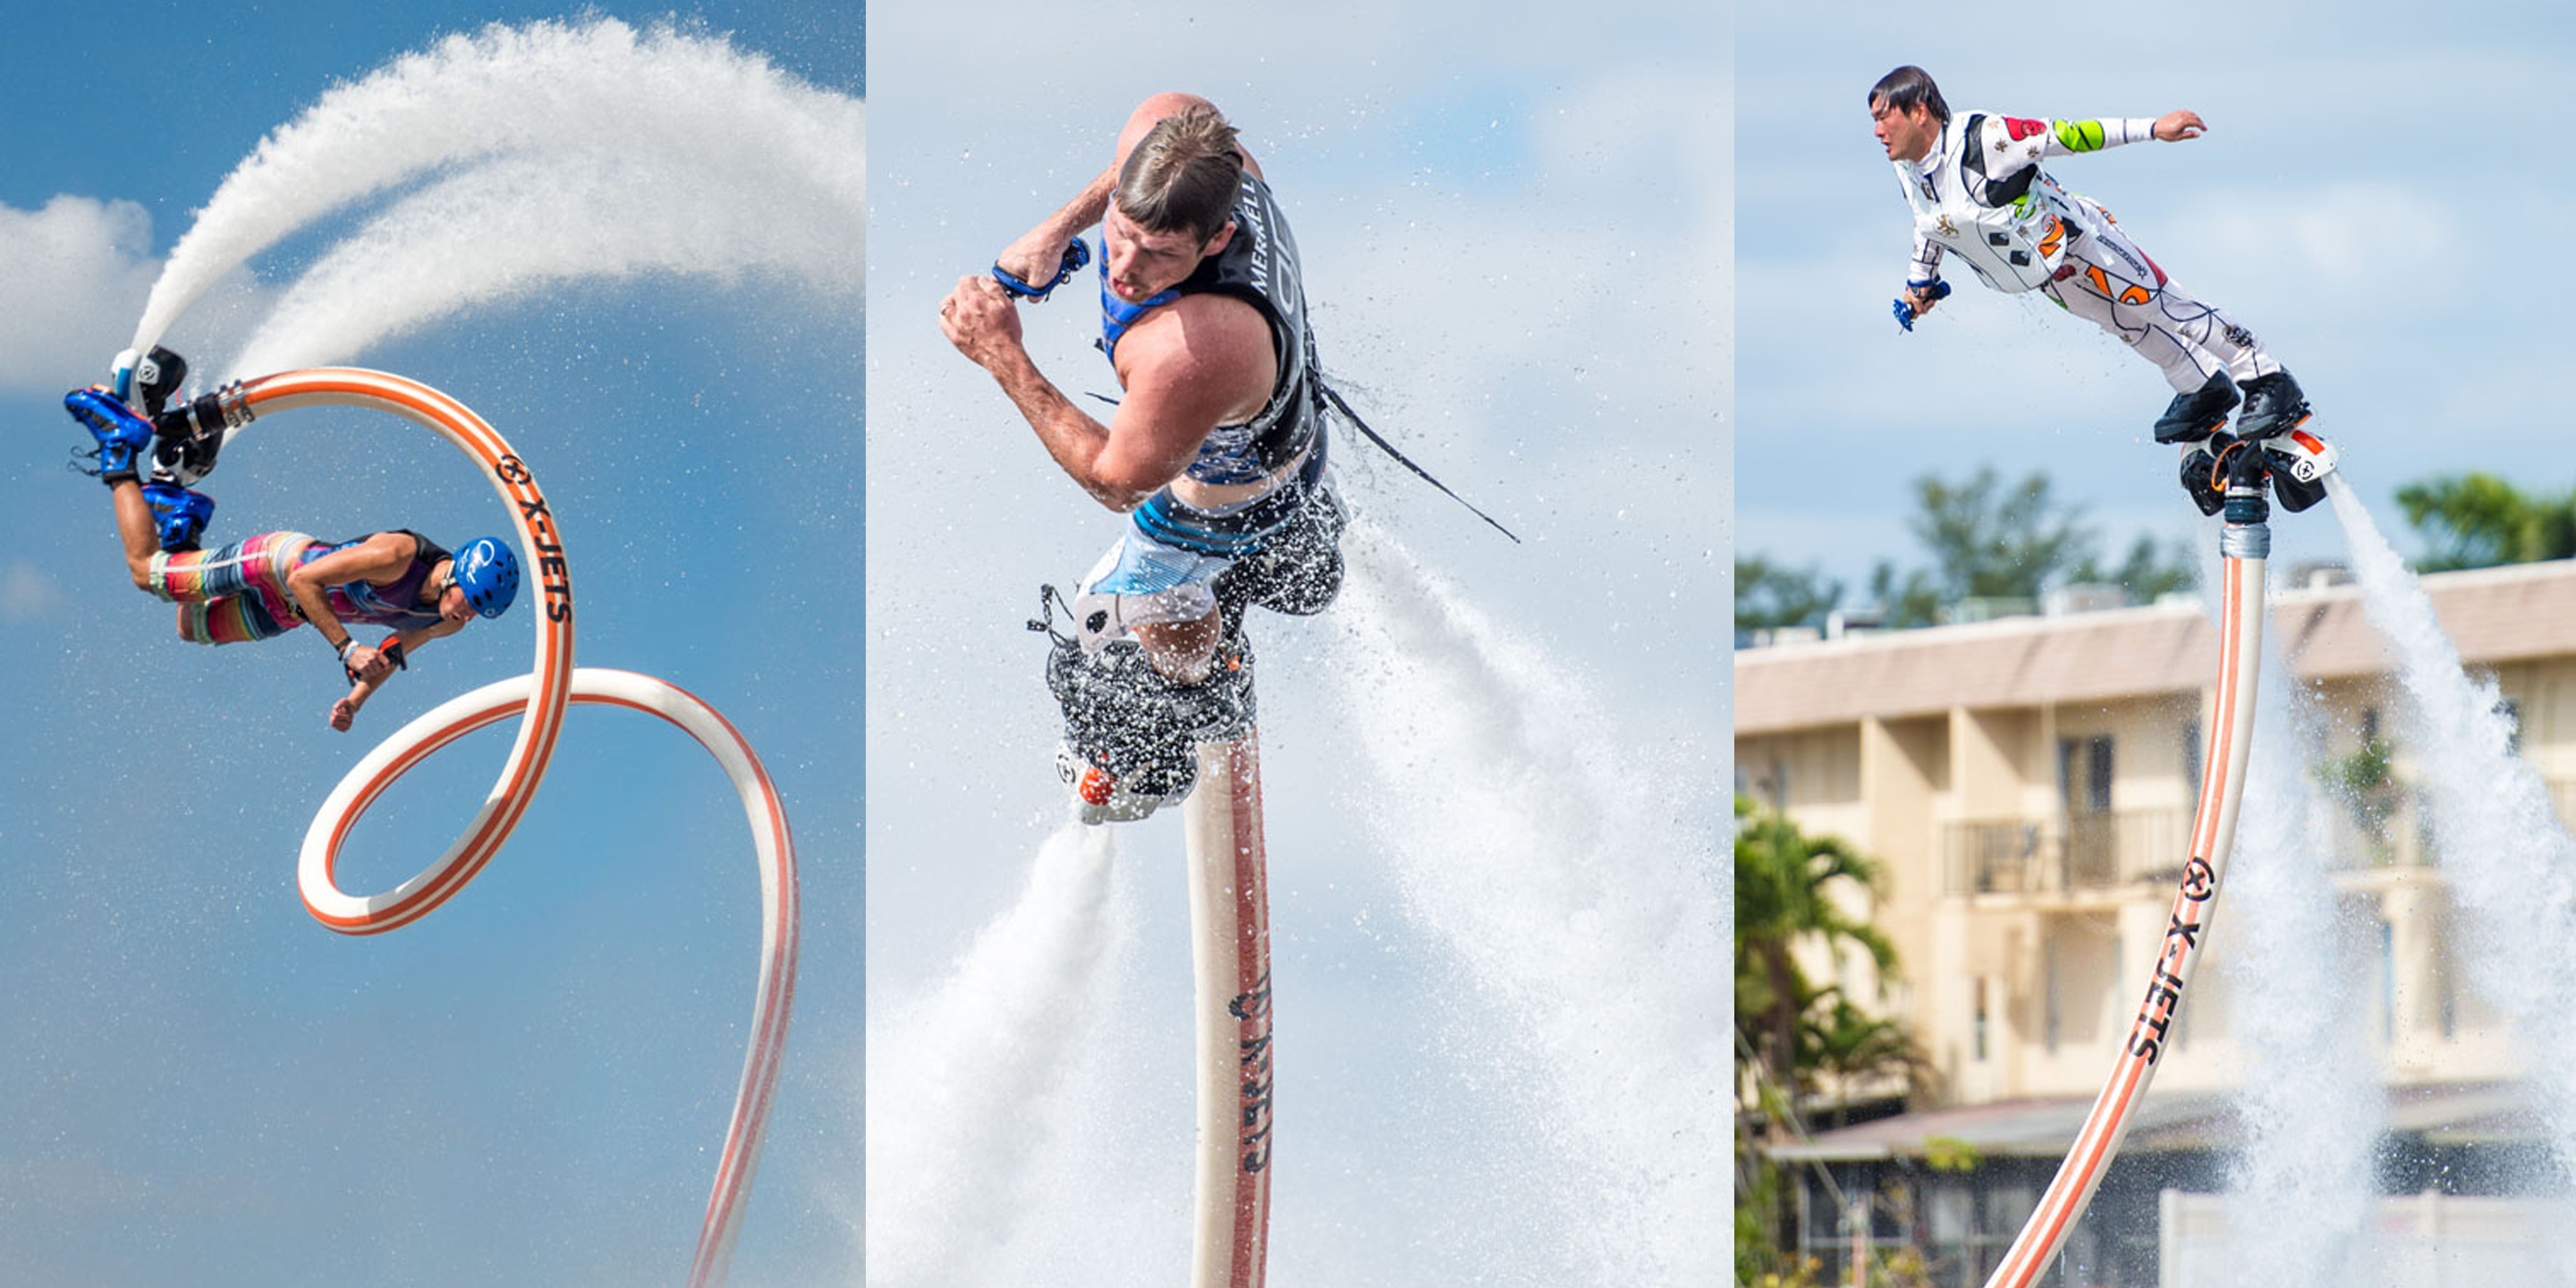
[129, 346, 258, 553]
[1034, 586, 1257, 826]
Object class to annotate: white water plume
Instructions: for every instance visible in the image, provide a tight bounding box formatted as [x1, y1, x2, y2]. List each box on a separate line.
[2330, 478, 2576, 1241]
[864, 823, 1148, 1288]
[1318, 522, 1727, 1284]
[2217, 611, 2382, 1284]
[133, 16, 862, 374]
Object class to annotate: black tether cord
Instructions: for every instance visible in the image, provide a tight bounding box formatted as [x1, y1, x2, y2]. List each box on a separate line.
[1318, 381, 1521, 544]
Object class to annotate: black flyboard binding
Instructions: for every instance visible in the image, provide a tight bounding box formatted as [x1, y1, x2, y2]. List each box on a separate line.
[1034, 586, 1255, 825]
[2179, 426, 2339, 517]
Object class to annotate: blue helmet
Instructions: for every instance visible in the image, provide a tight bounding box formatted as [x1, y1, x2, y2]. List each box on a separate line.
[450, 537, 521, 619]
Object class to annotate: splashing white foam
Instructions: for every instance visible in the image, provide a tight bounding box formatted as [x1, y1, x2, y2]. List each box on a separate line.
[2217, 595, 2383, 1284]
[130, 17, 861, 376]
[864, 823, 1152, 1288]
[1318, 522, 1727, 1283]
[2330, 476, 2576, 1265]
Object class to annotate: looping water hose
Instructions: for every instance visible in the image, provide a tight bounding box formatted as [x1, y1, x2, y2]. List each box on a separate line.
[237, 369, 796, 1288]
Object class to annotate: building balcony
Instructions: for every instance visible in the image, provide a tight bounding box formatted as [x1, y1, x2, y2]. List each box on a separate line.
[1944, 777, 2576, 899]
[1942, 809, 2190, 898]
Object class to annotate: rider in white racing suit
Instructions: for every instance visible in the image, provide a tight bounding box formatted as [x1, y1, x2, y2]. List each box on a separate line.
[1871, 64, 2311, 445]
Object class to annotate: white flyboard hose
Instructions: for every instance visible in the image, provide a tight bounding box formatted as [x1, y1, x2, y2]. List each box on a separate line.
[220, 369, 796, 1287]
[1979, 513, 2267, 1288]
[1181, 732, 1276, 1288]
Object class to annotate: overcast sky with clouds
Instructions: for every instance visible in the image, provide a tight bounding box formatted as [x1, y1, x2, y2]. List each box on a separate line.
[1739, 1, 2576, 599]
[865, 3, 1728, 1283]
[0, 5, 860, 1284]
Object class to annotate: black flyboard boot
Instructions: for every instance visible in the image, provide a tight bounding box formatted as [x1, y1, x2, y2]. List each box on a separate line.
[2233, 369, 2312, 440]
[2154, 370, 2239, 445]
[1037, 587, 1256, 825]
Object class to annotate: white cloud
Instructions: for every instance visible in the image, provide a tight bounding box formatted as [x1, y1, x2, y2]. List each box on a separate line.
[0, 197, 160, 392]
[2177, 182, 2470, 309]
[0, 558, 71, 624]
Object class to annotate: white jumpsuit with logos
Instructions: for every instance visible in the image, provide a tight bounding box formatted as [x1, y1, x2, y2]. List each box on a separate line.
[1894, 111, 2282, 395]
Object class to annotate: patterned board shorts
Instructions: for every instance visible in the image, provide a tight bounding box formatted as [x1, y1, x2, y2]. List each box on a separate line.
[146, 530, 316, 645]
[1068, 463, 1343, 654]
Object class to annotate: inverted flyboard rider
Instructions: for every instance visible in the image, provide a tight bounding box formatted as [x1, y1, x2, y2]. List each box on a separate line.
[1871, 66, 2335, 509]
[66, 357, 521, 733]
[940, 93, 1346, 825]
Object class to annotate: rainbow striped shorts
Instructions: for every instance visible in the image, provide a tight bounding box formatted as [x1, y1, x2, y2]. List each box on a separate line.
[146, 530, 317, 645]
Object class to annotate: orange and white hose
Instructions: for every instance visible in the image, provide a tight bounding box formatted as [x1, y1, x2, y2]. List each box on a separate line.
[1182, 733, 1275, 1288]
[1979, 521, 2267, 1288]
[236, 369, 796, 1287]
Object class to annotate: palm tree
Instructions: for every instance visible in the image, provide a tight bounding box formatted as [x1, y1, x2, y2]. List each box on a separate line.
[1734, 796, 1902, 1128]
[1735, 798, 1921, 1279]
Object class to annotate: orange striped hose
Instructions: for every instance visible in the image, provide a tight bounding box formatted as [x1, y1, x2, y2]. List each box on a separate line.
[234, 371, 793, 1287]
[1979, 527, 2267, 1288]
[1182, 733, 1275, 1288]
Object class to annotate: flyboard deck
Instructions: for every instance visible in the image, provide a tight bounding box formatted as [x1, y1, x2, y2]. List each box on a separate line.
[1181, 733, 1275, 1288]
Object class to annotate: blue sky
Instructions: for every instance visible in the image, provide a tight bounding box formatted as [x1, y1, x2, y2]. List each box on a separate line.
[1738, 0, 2576, 599]
[864, 3, 1727, 1284]
[0, 4, 860, 1284]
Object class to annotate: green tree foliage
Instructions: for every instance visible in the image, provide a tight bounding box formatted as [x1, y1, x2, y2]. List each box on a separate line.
[1738, 555, 1846, 632]
[1741, 470, 2199, 634]
[2396, 472, 2576, 572]
[2073, 532, 2197, 603]
[1860, 469, 2192, 627]
[1898, 468, 2096, 602]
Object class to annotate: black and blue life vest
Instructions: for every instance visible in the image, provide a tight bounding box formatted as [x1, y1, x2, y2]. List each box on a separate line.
[1097, 172, 1325, 488]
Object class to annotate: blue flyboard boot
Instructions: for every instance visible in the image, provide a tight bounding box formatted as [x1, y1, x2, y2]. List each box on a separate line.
[65, 386, 156, 485]
[139, 481, 216, 552]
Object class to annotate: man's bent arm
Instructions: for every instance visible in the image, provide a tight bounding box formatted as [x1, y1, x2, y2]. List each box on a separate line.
[979, 343, 1156, 512]
[996, 165, 1118, 288]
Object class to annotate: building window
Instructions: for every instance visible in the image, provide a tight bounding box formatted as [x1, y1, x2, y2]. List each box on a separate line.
[1973, 977, 1989, 1063]
[2058, 736, 2114, 812]
[2043, 931, 2061, 1055]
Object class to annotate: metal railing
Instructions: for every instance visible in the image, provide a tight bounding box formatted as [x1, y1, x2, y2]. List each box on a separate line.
[1943, 809, 2190, 897]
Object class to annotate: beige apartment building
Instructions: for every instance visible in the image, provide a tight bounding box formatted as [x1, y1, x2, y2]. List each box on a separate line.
[1737, 558, 2576, 1284]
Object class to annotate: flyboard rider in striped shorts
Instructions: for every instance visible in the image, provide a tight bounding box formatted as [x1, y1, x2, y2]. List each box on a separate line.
[941, 94, 1346, 824]
[65, 352, 522, 733]
[1871, 66, 2331, 513]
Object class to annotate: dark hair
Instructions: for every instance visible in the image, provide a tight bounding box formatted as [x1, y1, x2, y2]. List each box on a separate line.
[1868, 66, 1948, 124]
[1114, 104, 1244, 242]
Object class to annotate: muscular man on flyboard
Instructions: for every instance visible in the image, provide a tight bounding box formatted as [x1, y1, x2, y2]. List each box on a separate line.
[940, 93, 1346, 824]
